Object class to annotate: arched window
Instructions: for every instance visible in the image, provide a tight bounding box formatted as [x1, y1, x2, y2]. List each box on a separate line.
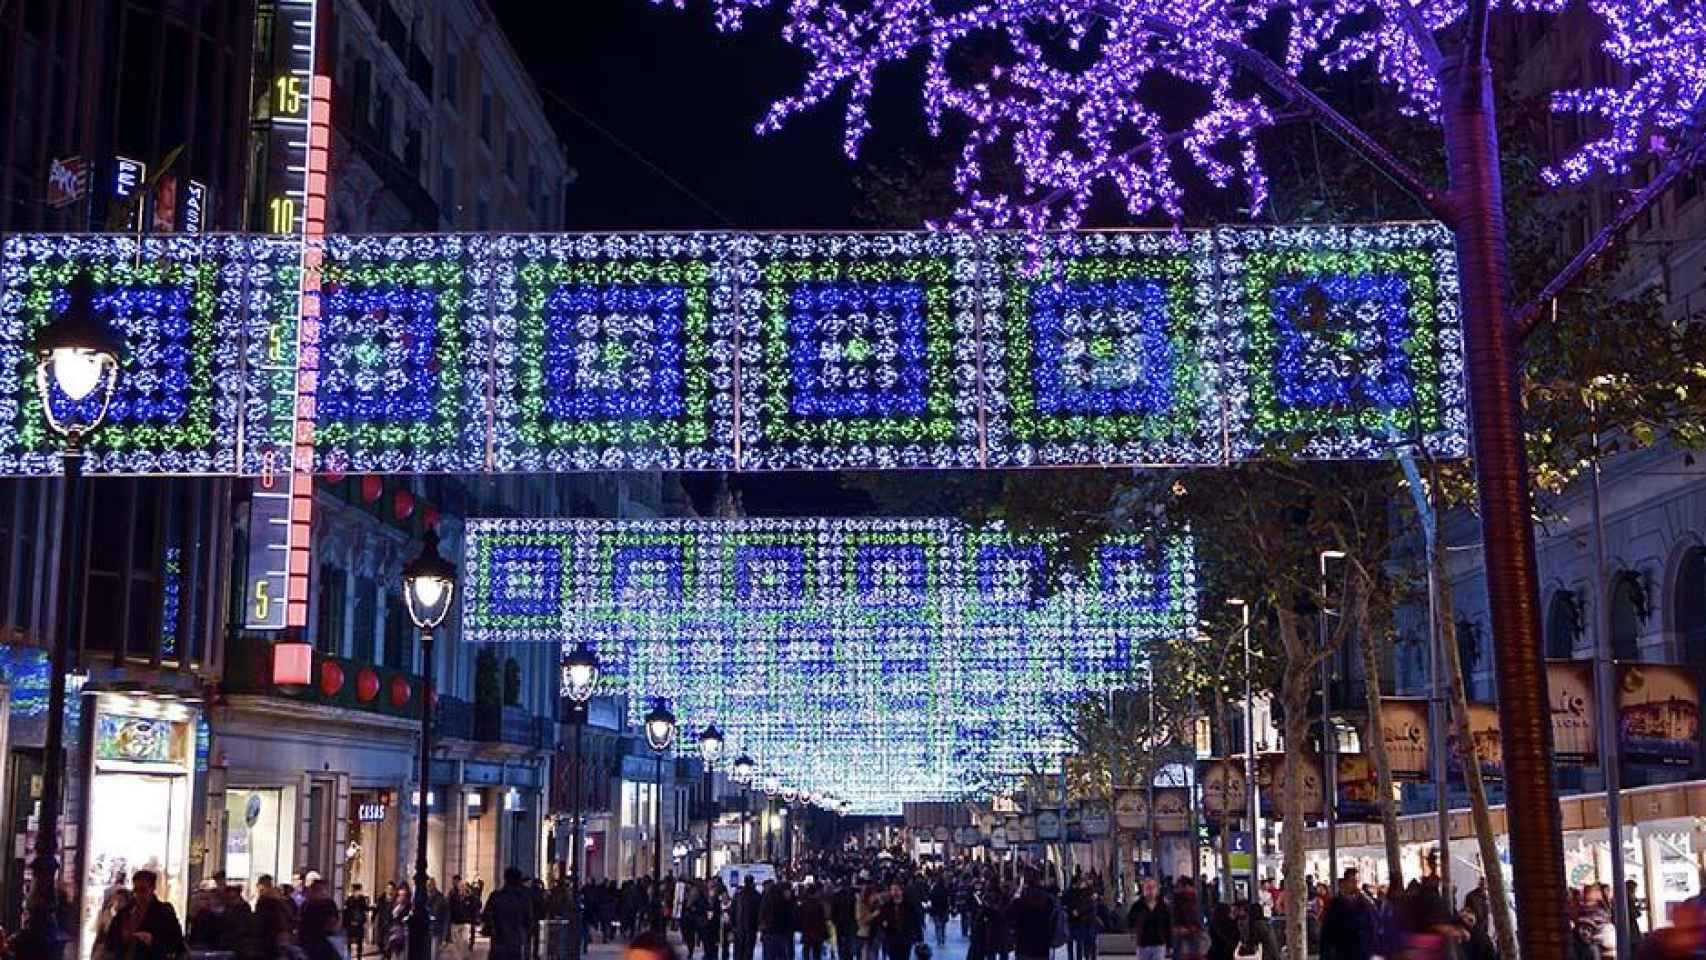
[1610, 571, 1644, 661]
[1676, 549, 1706, 664]
[1546, 591, 1580, 659]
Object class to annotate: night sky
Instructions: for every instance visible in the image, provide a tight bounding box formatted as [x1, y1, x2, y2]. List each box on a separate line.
[493, 2, 925, 514]
[494, 2, 930, 231]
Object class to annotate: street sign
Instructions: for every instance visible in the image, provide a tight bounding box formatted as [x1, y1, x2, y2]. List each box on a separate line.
[990, 827, 1009, 851]
[1036, 809, 1061, 841]
[112, 156, 146, 229]
[46, 157, 88, 209]
[1081, 802, 1111, 836]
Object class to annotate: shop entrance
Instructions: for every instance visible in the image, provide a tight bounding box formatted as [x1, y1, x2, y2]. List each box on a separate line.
[223, 786, 297, 899]
[348, 792, 397, 898]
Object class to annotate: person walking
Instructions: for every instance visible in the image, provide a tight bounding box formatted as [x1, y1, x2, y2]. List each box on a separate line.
[833, 880, 860, 960]
[1319, 873, 1377, 960]
[880, 884, 923, 960]
[735, 876, 763, 960]
[800, 883, 831, 960]
[345, 882, 372, 960]
[102, 869, 186, 960]
[1206, 903, 1240, 960]
[1127, 879, 1172, 960]
[982, 884, 1016, 960]
[761, 880, 793, 960]
[486, 867, 542, 960]
[929, 875, 953, 947]
[1008, 870, 1058, 960]
[299, 877, 345, 960]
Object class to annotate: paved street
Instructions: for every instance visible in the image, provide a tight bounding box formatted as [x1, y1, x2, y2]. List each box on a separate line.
[451, 923, 984, 960]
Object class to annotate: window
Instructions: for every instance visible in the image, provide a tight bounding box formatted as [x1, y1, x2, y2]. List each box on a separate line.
[404, 127, 423, 177]
[383, 594, 410, 670]
[1610, 571, 1645, 661]
[480, 86, 493, 145]
[1546, 590, 1581, 659]
[352, 59, 373, 130]
[440, 162, 456, 220]
[476, 196, 489, 231]
[353, 576, 378, 662]
[1678, 549, 1706, 663]
[315, 564, 347, 654]
[443, 50, 459, 104]
[374, 88, 394, 148]
[506, 132, 518, 180]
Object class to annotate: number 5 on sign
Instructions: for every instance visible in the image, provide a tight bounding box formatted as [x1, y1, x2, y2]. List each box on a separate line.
[252, 580, 271, 621]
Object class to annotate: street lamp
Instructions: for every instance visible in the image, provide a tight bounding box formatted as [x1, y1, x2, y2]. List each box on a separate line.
[732, 753, 755, 861]
[698, 724, 724, 879]
[560, 643, 599, 894]
[644, 700, 676, 886]
[1227, 597, 1258, 899]
[403, 531, 456, 960]
[1318, 548, 1346, 885]
[19, 275, 120, 960]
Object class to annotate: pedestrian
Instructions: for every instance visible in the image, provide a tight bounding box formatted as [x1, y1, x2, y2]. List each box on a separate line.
[346, 882, 373, 959]
[859, 885, 884, 960]
[1008, 870, 1057, 960]
[685, 882, 709, 960]
[734, 875, 762, 960]
[530, 877, 548, 960]
[376, 882, 397, 957]
[983, 884, 1016, 960]
[256, 873, 299, 957]
[760, 879, 793, 960]
[705, 880, 726, 960]
[487, 867, 541, 960]
[1206, 903, 1240, 960]
[1319, 872, 1376, 960]
[102, 869, 186, 960]
[299, 877, 345, 960]
[1241, 901, 1281, 960]
[800, 883, 831, 960]
[929, 875, 953, 947]
[1127, 878, 1171, 960]
[386, 883, 412, 960]
[833, 880, 860, 960]
[881, 884, 923, 960]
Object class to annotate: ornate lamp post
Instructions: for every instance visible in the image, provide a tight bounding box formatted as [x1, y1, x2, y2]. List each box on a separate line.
[644, 701, 677, 884]
[560, 643, 599, 888]
[697, 725, 724, 879]
[733, 753, 754, 862]
[763, 777, 779, 862]
[19, 275, 121, 960]
[403, 531, 456, 960]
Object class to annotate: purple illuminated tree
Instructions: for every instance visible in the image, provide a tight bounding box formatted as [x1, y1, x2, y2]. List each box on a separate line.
[662, 2, 1704, 958]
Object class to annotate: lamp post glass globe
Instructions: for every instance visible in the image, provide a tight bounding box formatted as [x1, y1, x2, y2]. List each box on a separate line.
[644, 701, 677, 752]
[33, 277, 123, 439]
[562, 643, 600, 703]
[403, 531, 457, 630]
[733, 754, 754, 781]
[698, 724, 724, 764]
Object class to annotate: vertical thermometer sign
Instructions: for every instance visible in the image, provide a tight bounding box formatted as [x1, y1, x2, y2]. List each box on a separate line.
[242, 0, 327, 631]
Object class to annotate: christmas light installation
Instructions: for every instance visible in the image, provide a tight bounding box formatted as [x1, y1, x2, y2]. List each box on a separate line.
[0, 226, 1464, 474]
[461, 517, 1195, 813]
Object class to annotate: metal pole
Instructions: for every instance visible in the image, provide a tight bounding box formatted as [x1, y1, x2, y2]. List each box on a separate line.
[1428, 554, 1452, 900]
[1589, 405, 1632, 959]
[409, 629, 436, 960]
[571, 710, 585, 881]
[18, 439, 82, 960]
[1147, 664, 1156, 881]
[1319, 559, 1337, 886]
[705, 764, 715, 880]
[655, 753, 665, 882]
[1242, 603, 1259, 901]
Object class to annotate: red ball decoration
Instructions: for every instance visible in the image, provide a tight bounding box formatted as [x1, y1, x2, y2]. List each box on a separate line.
[393, 488, 415, 521]
[389, 675, 412, 708]
[319, 660, 345, 697]
[428, 683, 438, 709]
[322, 471, 346, 486]
[360, 475, 384, 503]
[422, 504, 441, 531]
[356, 667, 380, 702]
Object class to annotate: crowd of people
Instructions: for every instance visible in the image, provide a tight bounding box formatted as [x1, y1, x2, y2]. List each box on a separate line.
[38, 843, 1706, 960]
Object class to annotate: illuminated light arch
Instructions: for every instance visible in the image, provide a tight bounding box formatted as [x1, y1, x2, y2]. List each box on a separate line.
[462, 516, 1195, 813]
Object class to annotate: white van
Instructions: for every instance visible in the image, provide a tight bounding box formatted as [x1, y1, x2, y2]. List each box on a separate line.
[720, 862, 778, 890]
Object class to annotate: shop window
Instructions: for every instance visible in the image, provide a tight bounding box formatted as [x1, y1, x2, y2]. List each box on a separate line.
[223, 787, 296, 898]
[353, 577, 378, 663]
[383, 594, 410, 669]
[1677, 549, 1706, 663]
[316, 564, 347, 654]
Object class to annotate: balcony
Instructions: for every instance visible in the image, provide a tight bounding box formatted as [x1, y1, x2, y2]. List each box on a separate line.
[222, 636, 427, 722]
[436, 694, 551, 750]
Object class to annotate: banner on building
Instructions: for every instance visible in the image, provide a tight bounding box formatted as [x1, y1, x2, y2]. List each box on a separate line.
[1257, 752, 1324, 820]
[46, 156, 89, 209]
[1379, 697, 1430, 781]
[1198, 759, 1249, 825]
[1334, 753, 1381, 822]
[1035, 809, 1062, 841]
[1114, 787, 1149, 832]
[1548, 659, 1598, 764]
[1618, 662, 1702, 767]
[1152, 787, 1192, 834]
[1445, 702, 1504, 781]
[1081, 801, 1111, 836]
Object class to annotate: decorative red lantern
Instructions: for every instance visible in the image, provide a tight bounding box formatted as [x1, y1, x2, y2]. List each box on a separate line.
[273, 639, 313, 689]
[389, 675, 412, 708]
[360, 475, 383, 503]
[319, 660, 345, 697]
[393, 488, 415, 521]
[322, 471, 346, 486]
[422, 504, 441, 531]
[356, 667, 380, 702]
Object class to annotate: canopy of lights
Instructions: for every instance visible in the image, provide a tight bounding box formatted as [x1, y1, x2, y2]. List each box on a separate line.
[463, 517, 1195, 813]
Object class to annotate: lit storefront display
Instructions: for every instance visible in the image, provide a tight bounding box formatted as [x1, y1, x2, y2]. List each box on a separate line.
[347, 792, 397, 899]
[77, 693, 198, 960]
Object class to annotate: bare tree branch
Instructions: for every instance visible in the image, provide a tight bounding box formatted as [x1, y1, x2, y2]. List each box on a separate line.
[1514, 130, 1706, 340]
